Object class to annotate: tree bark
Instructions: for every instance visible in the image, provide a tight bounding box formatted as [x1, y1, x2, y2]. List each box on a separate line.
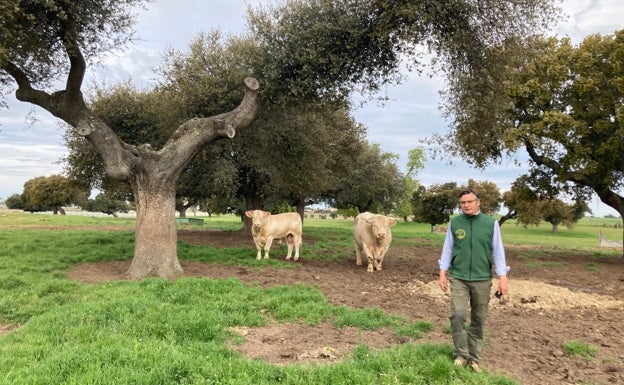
[242, 190, 265, 232]
[498, 210, 516, 226]
[176, 200, 196, 218]
[296, 196, 306, 225]
[127, 182, 183, 279]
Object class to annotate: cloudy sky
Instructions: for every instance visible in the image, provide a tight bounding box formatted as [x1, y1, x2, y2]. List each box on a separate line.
[1, 0, 622, 215]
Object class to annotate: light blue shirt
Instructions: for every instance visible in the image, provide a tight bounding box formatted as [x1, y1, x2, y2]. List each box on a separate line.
[438, 217, 509, 277]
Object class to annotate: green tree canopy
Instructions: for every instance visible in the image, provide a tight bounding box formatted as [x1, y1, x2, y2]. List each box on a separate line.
[412, 182, 459, 231]
[541, 199, 572, 234]
[85, 31, 368, 220]
[464, 179, 501, 215]
[86, 192, 130, 217]
[22, 174, 88, 215]
[395, 147, 426, 222]
[0, 0, 143, 93]
[434, 30, 624, 251]
[501, 171, 593, 231]
[4, 193, 25, 210]
[247, 0, 561, 103]
[331, 142, 404, 214]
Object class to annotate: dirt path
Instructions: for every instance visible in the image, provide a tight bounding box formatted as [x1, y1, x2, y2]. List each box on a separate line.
[59, 229, 624, 385]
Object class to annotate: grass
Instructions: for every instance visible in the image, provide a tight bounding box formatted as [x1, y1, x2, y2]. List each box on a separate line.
[499, 217, 622, 252]
[0, 210, 622, 384]
[562, 340, 599, 362]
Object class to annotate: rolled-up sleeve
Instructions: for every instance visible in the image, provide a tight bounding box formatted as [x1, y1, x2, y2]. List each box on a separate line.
[492, 220, 509, 276]
[438, 222, 453, 271]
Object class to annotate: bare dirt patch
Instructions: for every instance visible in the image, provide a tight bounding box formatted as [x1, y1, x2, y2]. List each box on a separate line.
[56, 229, 624, 384]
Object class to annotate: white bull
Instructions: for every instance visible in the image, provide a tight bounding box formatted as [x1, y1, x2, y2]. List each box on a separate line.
[245, 210, 303, 261]
[353, 212, 397, 272]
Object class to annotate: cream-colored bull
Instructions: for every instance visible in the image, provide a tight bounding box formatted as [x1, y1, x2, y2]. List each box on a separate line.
[353, 212, 397, 272]
[245, 210, 303, 261]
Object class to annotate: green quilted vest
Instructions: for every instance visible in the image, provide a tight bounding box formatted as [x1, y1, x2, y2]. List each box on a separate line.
[449, 212, 495, 281]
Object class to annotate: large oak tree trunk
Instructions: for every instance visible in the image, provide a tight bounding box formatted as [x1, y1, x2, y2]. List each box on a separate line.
[126, 181, 183, 279]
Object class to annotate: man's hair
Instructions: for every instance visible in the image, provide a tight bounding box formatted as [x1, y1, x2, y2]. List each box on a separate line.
[458, 188, 480, 200]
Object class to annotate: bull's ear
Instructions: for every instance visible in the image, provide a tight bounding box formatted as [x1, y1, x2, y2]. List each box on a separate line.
[262, 211, 271, 217]
[389, 219, 398, 226]
[245, 210, 253, 218]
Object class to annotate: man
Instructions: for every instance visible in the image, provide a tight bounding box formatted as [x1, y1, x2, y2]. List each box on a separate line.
[438, 188, 509, 372]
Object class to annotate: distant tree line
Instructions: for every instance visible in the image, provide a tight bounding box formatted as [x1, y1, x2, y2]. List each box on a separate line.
[4, 175, 128, 217]
[5, 171, 594, 234]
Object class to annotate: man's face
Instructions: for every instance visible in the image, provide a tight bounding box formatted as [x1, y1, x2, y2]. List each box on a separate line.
[459, 193, 480, 215]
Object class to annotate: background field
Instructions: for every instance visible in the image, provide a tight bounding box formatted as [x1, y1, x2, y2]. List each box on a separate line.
[0, 210, 622, 385]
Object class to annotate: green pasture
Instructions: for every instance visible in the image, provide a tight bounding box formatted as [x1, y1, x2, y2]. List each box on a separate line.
[0, 211, 621, 384]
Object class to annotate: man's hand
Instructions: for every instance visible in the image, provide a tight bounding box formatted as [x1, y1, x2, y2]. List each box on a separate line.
[496, 275, 510, 302]
[498, 275, 509, 295]
[439, 270, 449, 292]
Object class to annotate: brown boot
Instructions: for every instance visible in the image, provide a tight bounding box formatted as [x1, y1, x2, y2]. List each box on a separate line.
[468, 360, 482, 373]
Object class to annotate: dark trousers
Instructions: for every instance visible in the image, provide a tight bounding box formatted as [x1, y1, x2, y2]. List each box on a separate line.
[449, 278, 492, 362]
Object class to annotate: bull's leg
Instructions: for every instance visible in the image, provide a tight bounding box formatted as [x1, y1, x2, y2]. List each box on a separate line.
[375, 246, 389, 270]
[263, 236, 274, 259]
[372, 252, 382, 270]
[362, 244, 374, 272]
[292, 234, 302, 261]
[285, 234, 294, 260]
[355, 243, 363, 266]
[254, 240, 263, 260]
[375, 256, 383, 270]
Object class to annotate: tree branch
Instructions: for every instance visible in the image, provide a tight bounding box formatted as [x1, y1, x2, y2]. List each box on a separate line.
[74, 112, 141, 182]
[59, 18, 86, 97]
[159, 77, 261, 171]
[525, 139, 624, 216]
[2, 61, 52, 107]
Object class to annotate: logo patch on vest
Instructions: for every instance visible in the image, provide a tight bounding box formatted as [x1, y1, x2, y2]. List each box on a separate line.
[455, 229, 466, 240]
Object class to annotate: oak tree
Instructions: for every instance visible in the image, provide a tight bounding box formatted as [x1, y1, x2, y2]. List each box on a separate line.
[464, 179, 501, 215]
[22, 175, 87, 215]
[86, 193, 130, 217]
[412, 182, 459, 232]
[1, 1, 260, 278]
[331, 142, 405, 214]
[244, 0, 561, 213]
[435, 31, 623, 252]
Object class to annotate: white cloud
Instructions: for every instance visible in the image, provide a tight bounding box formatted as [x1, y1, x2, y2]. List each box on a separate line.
[558, 0, 623, 41]
[0, 143, 66, 198]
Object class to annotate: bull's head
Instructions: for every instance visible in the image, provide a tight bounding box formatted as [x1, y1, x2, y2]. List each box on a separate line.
[245, 210, 271, 233]
[368, 220, 387, 241]
[366, 216, 397, 243]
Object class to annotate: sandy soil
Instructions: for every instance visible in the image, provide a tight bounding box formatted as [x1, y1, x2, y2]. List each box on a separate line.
[14, 228, 624, 384]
